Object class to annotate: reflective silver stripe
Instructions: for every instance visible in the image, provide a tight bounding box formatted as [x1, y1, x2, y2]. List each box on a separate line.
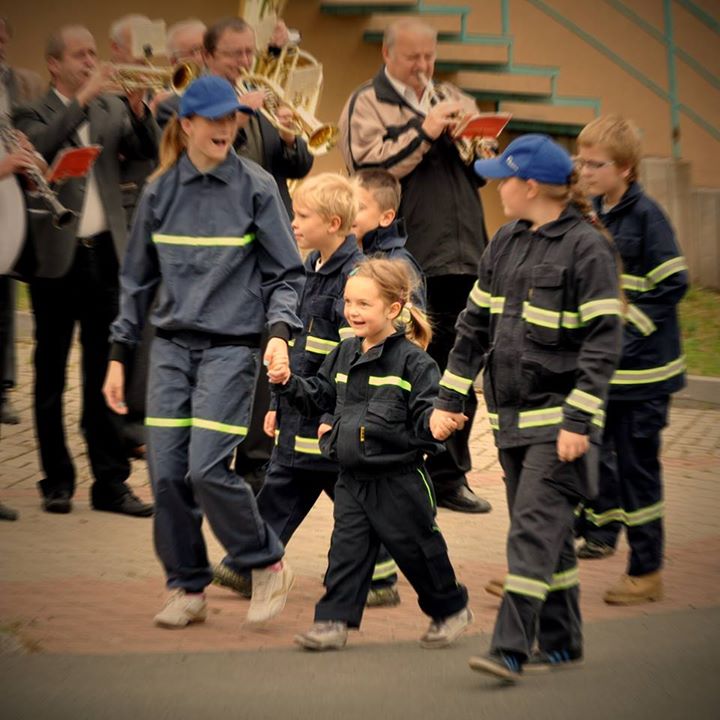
[145, 417, 247, 436]
[518, 406, 563, 429]
[522, 302, 560, 329]
[504, 574, 549, 601]
[549, 567, 580, 592]
[586, 501, 664, 526]
[487, 412, 500, 430]
[562, 311, 582, 329]
[338, 326, 355, 341]
[305, 335, 339, 355]
[152, 233, 255, 246]
[469, 281, 491, 308]
[591, 408, 606, 429]
[579, 298, 623, 322]
[566, 388, 603, 415]
[490, 296, 506, 314]
[622, 274, 651, 292]
[610, 356, 685, 385]
[369, 375, 412, 392]
[585, 507, 624, 526]
[372, 559, 398, 581]
[335, 372, 348, 384]
[439, 369, 474, 395]
[294, 435, 322, 455]
[625, 304, 656, 336]
[647, 256, 688, 285]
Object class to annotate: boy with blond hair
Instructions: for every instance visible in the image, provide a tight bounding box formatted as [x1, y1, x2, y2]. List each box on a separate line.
[575, 115, 688, 604]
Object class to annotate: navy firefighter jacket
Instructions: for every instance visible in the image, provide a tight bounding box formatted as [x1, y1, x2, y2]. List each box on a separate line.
[595, 182, 688, 401]
[434, 205, 623, 449]
[276, 331, 444, 475]
[272, 235, 362, 471]
[110, 151, 305, 354]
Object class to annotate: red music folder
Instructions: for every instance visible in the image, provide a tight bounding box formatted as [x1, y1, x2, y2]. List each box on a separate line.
[45, 145, 102, 184]
[454, 112, 512, 140]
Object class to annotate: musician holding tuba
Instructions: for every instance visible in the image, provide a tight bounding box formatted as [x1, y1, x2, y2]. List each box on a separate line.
[339, 18, 492, 515]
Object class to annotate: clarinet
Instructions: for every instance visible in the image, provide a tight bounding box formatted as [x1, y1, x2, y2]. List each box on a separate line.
[0, 114, 75, 228]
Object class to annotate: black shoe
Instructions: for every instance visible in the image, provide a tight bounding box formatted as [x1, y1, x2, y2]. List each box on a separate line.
[92, 491, 153, 518]
[42, 489, 73, 514]
[0, 398, 20, 424]
[0, 501, 19, 521]
[437, 485, 492, 514]
[469, 652, 523, 683]
[525, 649, 584, 673]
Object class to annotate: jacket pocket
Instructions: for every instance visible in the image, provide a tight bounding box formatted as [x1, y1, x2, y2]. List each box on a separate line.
[526, 264, 566, 347]
[362, 399, 409, 456]
[318, 420, 340, 461]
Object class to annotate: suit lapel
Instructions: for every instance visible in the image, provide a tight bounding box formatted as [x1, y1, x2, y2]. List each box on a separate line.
[88, 96, 107, 146]
[43, 89, 81, 147]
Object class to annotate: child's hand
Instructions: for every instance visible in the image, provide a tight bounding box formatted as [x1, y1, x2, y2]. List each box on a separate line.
[429, 409, 467, 441]
[557, 429, 589, 462]
[263, 410, 277, 438]
[103, 360, 127, 415]
[317, 423, 332, 438]
[264, 337, 290, 384]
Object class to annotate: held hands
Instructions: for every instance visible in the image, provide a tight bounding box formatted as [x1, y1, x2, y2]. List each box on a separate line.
[429, 408, 468, 441]
[102, 360, 127, 415]
[263, 410, 277, 438]
[265, 337, 290, 385]
[421, 100, 463, 140]
[274, 105, 297, 146]
[556, 429, 589, 463]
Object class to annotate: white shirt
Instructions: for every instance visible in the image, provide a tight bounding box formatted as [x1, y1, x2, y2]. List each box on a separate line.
[384, 67, 432, 115]
[53, 88, 108, 239]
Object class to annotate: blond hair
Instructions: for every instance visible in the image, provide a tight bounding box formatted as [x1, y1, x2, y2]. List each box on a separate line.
[350, 257, 432, 350]
[577, 114, 642, 182]
[293, 173, 358, 236]
[353, 169, 401, 213]
[148, 116, 187, 182]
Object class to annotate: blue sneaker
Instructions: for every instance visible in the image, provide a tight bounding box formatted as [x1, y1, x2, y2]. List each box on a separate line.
[469, 652, 522, 683]
[525, 649, 584, 673]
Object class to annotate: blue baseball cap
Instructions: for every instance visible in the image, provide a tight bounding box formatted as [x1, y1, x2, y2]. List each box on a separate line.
[473, 134, 574, 185]
[179, 76, 254, 119]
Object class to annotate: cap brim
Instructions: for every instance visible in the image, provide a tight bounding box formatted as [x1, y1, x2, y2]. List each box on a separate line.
[473, 156, 515, 179]
[183, 98, 245, 120]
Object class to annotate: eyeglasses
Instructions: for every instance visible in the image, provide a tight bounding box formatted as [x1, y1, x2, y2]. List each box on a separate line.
[573, 157, 615, 171]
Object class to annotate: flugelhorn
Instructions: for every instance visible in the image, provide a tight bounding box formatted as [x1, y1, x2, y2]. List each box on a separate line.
[112, 60, 201, 94]
[0, 115, 75, 229]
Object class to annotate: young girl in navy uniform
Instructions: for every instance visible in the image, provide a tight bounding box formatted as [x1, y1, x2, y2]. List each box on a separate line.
[431, 135, 623, 682]
[268, 257, 472, 651]
[103, 76, 305, 628]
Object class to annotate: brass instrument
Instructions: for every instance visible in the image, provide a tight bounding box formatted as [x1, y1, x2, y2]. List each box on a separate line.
[0, 115, 75, 229]
[112, 60, 201, 94]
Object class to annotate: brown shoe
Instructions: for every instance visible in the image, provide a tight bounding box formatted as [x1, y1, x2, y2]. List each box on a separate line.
[484, 578, 504, 598]
[603, 572, 663, 605]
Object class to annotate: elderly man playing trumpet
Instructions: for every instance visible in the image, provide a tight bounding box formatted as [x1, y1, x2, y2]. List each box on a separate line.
[339, 18, 491, 514]
[13, 24, 159, 517]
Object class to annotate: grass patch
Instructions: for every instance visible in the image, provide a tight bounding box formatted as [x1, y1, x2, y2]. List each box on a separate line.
[679, 287, 720, 377]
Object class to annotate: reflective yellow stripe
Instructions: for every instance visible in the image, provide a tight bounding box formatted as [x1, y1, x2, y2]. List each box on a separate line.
[622, 274, 651, 292]
[566, 388, 603, 415]
[562, 311, 582, 329]
[369, 375, 412, 392]
[585, 507, 624, 526]
[490, 296, 506, 314]
[372, 559, 398, 581]
[338, 326, 356, 341]
[335, 372, 348, 384]
[439, 369, 474, 395]
[305, 335, 339, 355]
[647, 256, 688, 285]
[418, 467, 435, 509]
[152, 233, 255, 247]
[504, 574, 549, 601]
[610, 356, 685, 385]
[487, 412, 500, 430]
[625, 304, 657, 336]
[522, 302, 560, 329]
[586, 501, 664, 527]
[579, 298, 623, 322]
[591, 408, 606, 429]
[288, 339, 295, 348]
[294, 435, 322, 455]
[549, 567, 580, 592]
[146, 417, 247, 435]
[518, 406, 563, 429]
[469, 281, 491, 309]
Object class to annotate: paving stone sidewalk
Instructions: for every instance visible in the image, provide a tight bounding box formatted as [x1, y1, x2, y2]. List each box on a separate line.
[1, 336, 719, 655]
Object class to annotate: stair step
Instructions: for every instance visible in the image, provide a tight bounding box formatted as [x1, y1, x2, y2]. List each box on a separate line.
[363, 13, 464, 35]
[435, 40, 509, 66]
[320, 0, 418, 13]
[500, 101, 597, 134]
[454, 71, 554, 97]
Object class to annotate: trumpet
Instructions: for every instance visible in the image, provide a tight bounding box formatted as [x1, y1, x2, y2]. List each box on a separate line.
[112, 60, 201, 94]
[0, 115, 75, 229]
[237, 72, 338, 156]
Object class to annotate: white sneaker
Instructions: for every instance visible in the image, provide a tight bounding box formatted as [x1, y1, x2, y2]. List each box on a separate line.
[294, 621, 348, 651]
[153, 589, 207, 628]
[420, 607, 474, 648]
[246, 562, 295, 624]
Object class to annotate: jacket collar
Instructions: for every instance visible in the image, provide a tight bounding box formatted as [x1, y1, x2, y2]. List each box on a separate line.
[593, 181, 642, 218]
[372, 67, 422, 114]
[178, 150, 236, 185]
[511, 204, 584, 240]
[306, 235, 360, 275]
[350, 329, 406, 366]
[361, 218, 408, 254]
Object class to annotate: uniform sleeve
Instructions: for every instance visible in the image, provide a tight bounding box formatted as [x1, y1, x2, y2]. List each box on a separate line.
[13, 99, 86, 163]
[434, 241, 495, 412]
[407, 353, 444, 453]
[341, 89, 433, 179]
[109, 186, 161, 363]
[275, 345, 340, 417]
[624, 207, 688, 337]
[252, 179, 307, 337]
[273, 134, 314, 180]
[118, 98, 161, 162]
[563, 237, 623, 434]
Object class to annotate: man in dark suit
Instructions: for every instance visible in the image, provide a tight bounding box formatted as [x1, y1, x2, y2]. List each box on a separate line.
[14, 24, 159, 516]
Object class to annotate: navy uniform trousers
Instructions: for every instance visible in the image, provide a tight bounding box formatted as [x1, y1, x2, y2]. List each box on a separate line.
[492, 443, 589, 659]
[314, 465, 468, 628]
[579, 397, 668, 576]
[146, 335, 284, 592]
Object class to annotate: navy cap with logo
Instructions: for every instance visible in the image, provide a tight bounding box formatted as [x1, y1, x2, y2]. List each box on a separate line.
[473, 134, 574, 185]
[179, 75, 255, 119]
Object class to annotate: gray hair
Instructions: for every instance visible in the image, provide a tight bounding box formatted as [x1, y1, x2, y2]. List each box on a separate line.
[109, 14, 152, 47]
[383, 19, 437, 52]
[166, 18, 207, 55]
[46, 25, 91, 60]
